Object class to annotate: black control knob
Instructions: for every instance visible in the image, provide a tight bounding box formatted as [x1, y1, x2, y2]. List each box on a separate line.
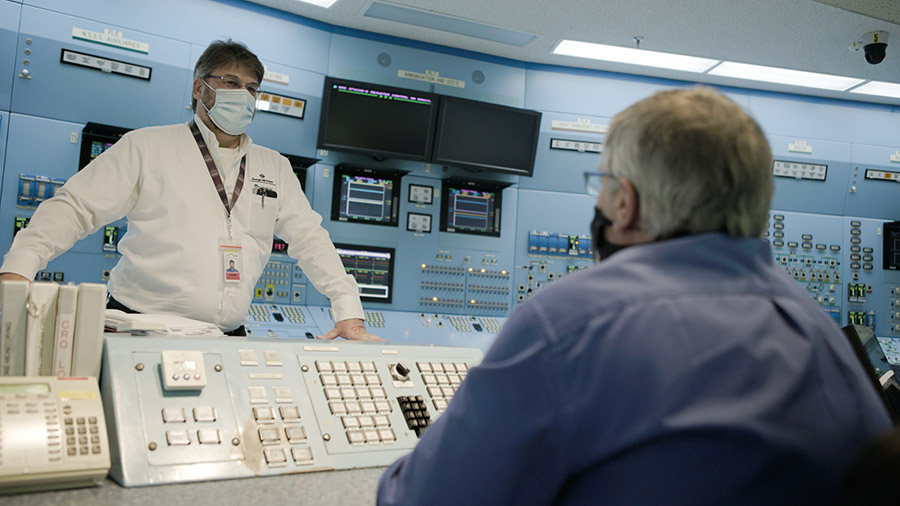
[392, 362, 411, 380]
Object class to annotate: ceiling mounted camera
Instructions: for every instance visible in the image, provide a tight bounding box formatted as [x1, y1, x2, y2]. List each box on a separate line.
[850, 31, 889, 65]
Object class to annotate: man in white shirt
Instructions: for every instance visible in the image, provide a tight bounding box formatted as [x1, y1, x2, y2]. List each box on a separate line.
[0, 39, 379, 340]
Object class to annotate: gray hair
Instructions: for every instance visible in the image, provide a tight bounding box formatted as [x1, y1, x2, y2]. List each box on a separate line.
[191, 39, 265, 111]
[603, 87, 774, 239]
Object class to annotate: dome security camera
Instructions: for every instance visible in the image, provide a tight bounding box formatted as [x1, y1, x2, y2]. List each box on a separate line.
[863, 31, 888, 65]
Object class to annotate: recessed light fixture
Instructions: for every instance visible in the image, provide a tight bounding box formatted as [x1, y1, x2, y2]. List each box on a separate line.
[849, 81, 900, 99]
[553, 39, 720, 73]
[707, 61, 864, 91]
[294, 0, 339, 8]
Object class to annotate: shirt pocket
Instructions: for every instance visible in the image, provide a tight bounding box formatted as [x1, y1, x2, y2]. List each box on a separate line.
[247, 184, 278, 240]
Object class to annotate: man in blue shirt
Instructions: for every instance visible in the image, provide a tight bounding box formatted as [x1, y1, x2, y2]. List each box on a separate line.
[377, 88, 892, 505]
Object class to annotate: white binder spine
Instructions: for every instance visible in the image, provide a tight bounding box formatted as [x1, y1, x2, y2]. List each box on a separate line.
[52, 283, 79, 377]
[71, 283, 107, 377]
[24, 282, 59, 376]
[0, 280, 30, 376]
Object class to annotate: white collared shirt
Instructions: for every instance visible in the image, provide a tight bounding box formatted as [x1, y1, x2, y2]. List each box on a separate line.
[1, 116, 363, 330]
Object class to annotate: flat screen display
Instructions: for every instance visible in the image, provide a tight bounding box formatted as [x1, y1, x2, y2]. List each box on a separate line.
[431, 96, 541, 177]
[79, 122, 131, 170]
[331, 165, 402, 227]
[439, 178, 505, 237]
[884, 221, 900, 271]
[317, 77, 438, 162]
[334, 244, 395, 303]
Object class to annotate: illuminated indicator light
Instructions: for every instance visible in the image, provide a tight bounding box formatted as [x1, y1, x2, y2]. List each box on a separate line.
[501, 270, 507, 275]
[470, 300, 475, 304]
[421, 264, 427, 269]
[432, 297, 438, 302]
[480, 269, 486, 273]
[468, 268, 473, 272]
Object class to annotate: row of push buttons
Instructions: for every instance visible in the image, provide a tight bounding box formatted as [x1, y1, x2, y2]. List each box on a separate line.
[65, 416, 103, 456]
[162, 407, 216, 423]
[166, 429, 222, 446]
[239, 348, 283, 367]
[248, 385, 294, 404]
[264, 447, 313, 467]
[258, 425, 307, 445]
[419, 362, 467, 412]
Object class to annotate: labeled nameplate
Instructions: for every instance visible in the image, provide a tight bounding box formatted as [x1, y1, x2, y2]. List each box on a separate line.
[60, 48, 151, 80]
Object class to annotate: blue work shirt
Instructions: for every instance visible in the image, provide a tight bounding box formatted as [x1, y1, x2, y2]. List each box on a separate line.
[378, 234, 891, 505]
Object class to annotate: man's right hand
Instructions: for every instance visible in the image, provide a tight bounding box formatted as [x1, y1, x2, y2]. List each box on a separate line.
[0, 272, 31, 307]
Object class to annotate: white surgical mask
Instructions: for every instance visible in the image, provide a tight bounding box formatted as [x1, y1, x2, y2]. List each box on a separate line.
[201, 79, 256, 136]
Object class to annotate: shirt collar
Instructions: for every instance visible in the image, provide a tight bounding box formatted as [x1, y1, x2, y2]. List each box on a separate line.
[191, 113, 253, 154]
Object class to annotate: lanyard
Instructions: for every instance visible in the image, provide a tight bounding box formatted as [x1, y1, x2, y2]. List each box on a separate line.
[190, 121, 246, 218]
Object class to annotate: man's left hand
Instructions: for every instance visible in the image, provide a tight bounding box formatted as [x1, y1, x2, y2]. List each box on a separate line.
[318, 318, 386, 341]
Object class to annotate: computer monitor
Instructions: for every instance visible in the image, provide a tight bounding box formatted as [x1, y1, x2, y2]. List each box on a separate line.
[331, 165, 403, 227]
[884, 221, 900, 271]
[317, 77, 439, 162]
[79, 122, 131, 170]
[431, 96, 541, 177]
[333, 244, 395, 303]
[439, 178, 507, 237]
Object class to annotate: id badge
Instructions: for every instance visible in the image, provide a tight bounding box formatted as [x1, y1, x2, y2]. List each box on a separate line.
[219, 239, 243, 283]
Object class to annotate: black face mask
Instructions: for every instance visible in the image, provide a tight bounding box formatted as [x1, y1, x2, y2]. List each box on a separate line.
[590, 207, 628, 262]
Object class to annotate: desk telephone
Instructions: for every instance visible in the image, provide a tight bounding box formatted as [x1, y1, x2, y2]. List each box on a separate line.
[0, 376, 110, 494]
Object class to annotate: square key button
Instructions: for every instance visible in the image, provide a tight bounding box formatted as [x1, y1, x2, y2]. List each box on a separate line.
[238, 349, 258, 366]
[279, 406, 302, 423]
[193, 406, 217, 422]
[263, 350, 282, 367]
[198, 429, 221, 445]
[253, 407, 276, 422]
[258, 426, 281, 445]
[166, 431, 191, 446]
[292, 447, 313, 465]
[273, 386, 293, 404]
[285, 425, 307, 444]
[264, 448, 287, 467]
[162, 407, 186, 423]
[248, 386, 268, 404]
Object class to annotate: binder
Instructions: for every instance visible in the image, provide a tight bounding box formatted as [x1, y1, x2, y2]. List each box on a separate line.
[71, 283, 106, 377]
[0, 280, 30, 376]
[24, 282, 59, 376]
[52, 283, 79, 377]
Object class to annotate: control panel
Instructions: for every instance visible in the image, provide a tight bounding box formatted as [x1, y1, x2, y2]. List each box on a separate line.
[101, 335, 483, 487]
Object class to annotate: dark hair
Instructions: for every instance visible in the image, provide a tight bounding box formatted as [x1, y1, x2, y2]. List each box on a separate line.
[191, 39, 264, 110]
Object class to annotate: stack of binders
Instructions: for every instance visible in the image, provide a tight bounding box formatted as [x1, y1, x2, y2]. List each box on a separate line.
[0, 281, 106, 378]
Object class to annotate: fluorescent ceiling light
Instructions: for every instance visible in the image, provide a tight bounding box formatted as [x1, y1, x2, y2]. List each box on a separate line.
[553, 39, 719, 73]
[708, 62, 864, 91]
[294, 0, 338, 7]
[849, 81, 900, 99]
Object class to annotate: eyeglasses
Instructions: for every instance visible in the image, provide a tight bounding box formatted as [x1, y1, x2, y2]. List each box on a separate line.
[205, 75, 260, 95]
[583, 171, 616, 196]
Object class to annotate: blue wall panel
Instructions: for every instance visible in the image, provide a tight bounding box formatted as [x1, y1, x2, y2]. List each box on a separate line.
[525, 68, 674, 117]
[767, 134, 851, 216]
[0, 1, 21, 112]
[747, 93, 900, 147]
[519, 111, 605, 193]
[0, 113, 124, 262]
[23, 0, 332, 73]
[845, 143, 900, 220]
[328, 34, 526, 107]
[12, 6, 191, 128]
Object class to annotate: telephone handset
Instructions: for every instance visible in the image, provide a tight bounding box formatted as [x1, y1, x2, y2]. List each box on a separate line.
[0, 376, 110, 494]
